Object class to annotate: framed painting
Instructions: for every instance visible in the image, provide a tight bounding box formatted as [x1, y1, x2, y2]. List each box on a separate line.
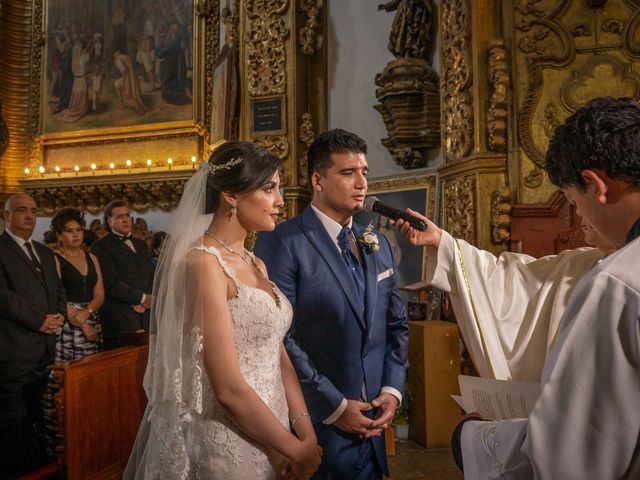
[354, 173, 438, 293]
[209, 43, 237, 145]
[27, 0, 216, 174]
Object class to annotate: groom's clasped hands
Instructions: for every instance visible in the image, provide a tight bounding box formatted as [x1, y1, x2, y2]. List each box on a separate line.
[334, 393, 399, 439]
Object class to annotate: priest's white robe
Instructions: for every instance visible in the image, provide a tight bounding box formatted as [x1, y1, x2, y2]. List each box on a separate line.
[461, 236, 640, 479]
[425, 231, 606, 381]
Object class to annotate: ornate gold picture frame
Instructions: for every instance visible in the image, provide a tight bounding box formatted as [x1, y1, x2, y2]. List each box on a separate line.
[25, 0, 215, 178]
[210, 43, 237, 144]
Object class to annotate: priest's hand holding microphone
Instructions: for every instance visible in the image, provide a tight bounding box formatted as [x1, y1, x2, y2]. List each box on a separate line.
[364, 196, 442, 247]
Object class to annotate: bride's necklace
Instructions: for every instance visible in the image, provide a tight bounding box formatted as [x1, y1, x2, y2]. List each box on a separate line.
[61, 248, 83, 261]
[204, 230, 251, 264]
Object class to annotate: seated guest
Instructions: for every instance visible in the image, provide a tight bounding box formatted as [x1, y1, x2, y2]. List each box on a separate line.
[150, 230, 166, 270]
[91, 200, 154, 349]
[0, 194, 66, 477]
[50, 208, 104, 356]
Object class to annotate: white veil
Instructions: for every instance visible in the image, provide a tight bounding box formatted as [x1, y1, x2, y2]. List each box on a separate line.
[124, 165, 212, 480]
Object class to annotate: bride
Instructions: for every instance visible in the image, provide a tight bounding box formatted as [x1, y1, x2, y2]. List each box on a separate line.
[124, 141, 322, 479]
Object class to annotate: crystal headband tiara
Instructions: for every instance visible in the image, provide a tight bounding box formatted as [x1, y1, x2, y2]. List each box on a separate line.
[199, 157, 243, 174]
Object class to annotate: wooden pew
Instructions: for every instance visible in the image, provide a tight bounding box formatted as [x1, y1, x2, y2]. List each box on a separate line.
[50, 345, 148, 480]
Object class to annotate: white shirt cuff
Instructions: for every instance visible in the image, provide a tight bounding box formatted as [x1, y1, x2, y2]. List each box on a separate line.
[323, 398, 347, 425]
[140, 293, 147, 305]
[381, 386, 402, 405]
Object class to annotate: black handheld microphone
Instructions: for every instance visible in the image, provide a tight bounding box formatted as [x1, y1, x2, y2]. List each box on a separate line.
[363, 196, 428, 231]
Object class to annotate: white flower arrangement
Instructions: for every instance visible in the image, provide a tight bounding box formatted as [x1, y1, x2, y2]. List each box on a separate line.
[358, 224, 380, 253]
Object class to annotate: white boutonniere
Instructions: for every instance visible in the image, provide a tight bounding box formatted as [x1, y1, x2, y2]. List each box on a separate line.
[358, 224, 380, 253]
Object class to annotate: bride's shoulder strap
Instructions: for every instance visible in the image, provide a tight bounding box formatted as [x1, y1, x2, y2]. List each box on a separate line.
[191, 244, 238, 285]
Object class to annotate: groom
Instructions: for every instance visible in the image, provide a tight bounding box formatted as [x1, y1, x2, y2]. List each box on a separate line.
[255, 129, 408, 479]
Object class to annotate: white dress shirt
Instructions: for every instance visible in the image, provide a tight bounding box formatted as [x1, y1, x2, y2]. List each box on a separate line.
[6, 228, 41, 264]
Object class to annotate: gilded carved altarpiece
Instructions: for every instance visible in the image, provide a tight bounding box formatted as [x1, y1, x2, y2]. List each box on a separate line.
[239, 0, 326, 219]
[510, 0, 640, 204]
[438, 0, 640, 252]
[0, 0, 326, 218]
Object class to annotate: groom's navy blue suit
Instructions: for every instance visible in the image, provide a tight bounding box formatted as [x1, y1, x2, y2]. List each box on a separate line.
[255, 206, 408, 478]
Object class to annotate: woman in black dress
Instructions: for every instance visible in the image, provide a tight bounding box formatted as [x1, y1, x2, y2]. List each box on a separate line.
[44, 208, 106, 460]
[51, 208, 105, 357]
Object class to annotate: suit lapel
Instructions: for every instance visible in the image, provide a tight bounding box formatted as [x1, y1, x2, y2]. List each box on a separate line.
[300, 208, 366, 331]
[1, 233, 46, 286]
[352, 223, 378, 330]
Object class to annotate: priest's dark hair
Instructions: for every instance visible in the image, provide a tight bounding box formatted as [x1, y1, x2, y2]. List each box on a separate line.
[307, 128, 367, 184]
[204, 141, 280, 215]
[546, 96, 640, 191]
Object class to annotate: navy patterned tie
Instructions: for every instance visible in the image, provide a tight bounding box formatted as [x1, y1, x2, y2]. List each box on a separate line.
[337, 227, 365, 307]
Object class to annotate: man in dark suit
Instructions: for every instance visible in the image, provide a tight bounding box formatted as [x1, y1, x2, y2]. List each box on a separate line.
[0, 194, 66, 477]
[255, 129, 409, 479]
[91, 200, 154, 350]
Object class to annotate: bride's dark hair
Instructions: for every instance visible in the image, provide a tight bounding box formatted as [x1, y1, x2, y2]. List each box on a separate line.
[204, 141, 280, 214]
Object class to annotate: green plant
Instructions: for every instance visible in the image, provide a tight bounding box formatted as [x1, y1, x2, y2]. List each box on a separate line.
[392, 387, 411, 425]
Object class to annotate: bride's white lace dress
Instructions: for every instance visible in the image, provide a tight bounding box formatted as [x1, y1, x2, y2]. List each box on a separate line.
[189, 246, 292, 478]
[126, 245, 293, 479]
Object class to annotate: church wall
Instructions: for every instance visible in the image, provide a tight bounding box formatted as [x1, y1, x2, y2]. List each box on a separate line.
[1, 1, 445, 232]
[327, 0, 442, 179]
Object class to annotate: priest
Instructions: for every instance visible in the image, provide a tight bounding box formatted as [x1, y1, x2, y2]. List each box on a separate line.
[442, 97, 640, 478]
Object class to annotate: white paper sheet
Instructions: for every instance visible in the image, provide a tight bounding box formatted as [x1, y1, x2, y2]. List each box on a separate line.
[454, 375, 541, 420]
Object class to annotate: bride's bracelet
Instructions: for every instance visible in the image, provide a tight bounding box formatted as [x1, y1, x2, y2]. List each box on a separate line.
[291, 412, 310, 429]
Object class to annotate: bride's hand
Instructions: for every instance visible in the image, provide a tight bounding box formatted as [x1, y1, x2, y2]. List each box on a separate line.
[276, 460, 293, 480]
[289, 439, 322, 480]
[265, 447, 292, 479]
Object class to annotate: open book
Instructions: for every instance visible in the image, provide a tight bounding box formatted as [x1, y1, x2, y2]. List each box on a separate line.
[452, 375, 541, 420]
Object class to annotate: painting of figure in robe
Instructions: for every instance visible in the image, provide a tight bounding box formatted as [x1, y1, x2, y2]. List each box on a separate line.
[43, 0, 193, 134]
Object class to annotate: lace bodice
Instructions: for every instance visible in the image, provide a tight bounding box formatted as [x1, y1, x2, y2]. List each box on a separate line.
[127, 245, 293, 480]
[186, 245, 293, 479]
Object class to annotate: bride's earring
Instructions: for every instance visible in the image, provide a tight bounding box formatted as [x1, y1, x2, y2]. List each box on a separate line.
[227, 204, 237, 219]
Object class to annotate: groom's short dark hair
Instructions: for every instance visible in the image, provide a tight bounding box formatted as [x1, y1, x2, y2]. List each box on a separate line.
[307, 129, 367, 183]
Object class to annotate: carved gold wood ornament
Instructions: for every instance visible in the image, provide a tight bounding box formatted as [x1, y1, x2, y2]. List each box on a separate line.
[513, 0, 640, 200]
[22, 171, 192, 216]
[491, 186, 512, 245]
[374, 59, 440, 169]
[488, 40, 509, 153]
[440, 0, 473, 164]
[299, 0, 320, 55]
[245, 0, 289, 97]
[443, 176, 475, 242]
[297, 113, 314, 186]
